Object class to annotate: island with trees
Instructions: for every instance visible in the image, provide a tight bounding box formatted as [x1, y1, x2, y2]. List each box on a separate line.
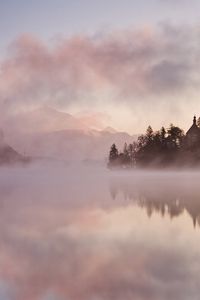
[108, 116, 200, 168]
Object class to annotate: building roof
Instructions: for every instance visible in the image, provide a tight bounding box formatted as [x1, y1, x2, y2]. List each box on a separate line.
[186, 116, 200, 136]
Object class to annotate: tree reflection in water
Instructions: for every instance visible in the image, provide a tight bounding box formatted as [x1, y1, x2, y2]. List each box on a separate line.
[0, 166, 200, 300]
[110, 172, 200, 227]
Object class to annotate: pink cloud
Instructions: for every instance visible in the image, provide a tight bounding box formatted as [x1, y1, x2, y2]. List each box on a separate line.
[0, 23, 198, 116]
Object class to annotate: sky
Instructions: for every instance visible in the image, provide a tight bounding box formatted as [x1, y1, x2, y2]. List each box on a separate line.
[1, 0, 200, 133]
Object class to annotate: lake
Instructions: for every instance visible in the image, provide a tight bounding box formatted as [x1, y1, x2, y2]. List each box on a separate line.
[0, 162, 200, 300]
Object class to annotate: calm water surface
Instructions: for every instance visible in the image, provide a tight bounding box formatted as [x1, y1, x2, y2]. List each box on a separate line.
[0, 162, 200, 300]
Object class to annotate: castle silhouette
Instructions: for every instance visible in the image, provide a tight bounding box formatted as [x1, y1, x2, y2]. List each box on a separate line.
[186, 116, 200, 147]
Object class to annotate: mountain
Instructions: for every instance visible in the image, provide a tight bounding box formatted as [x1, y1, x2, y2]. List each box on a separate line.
[103, 127, 118, 134]
[2, 107, 137, 162]
[0, 136, 28, 165]
[7, 129, 136, 161]
[2, 106, 88, 135]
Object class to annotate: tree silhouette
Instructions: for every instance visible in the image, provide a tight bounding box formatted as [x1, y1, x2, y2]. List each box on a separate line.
[122, 143, 130, 165]
[167, 124, 184, 148]
[108, 144, 119, 166]
[160, 127, 166, 146]
[146, 126, 154, 142]
[107, 119, 200, 168]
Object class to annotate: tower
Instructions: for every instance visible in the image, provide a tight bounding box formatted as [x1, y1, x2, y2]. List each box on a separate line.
[186, 115, 200, 147]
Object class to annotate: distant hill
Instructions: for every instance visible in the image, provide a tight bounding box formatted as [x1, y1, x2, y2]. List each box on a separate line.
[2, 106, 88, 134]
[0, 143, 29, 165]
[1, 107, 138, 162]
[7, 129, 136, 161]
[103, 127, 118, 134]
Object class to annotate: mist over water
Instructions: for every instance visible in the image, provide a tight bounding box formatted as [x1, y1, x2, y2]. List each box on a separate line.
[0, 162, 200, 300]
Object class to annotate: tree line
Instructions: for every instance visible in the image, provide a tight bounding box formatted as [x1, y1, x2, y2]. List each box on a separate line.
[108, 122, 200, 168]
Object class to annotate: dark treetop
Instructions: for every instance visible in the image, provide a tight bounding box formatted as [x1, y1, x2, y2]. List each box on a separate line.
[108, 116, 200, 168]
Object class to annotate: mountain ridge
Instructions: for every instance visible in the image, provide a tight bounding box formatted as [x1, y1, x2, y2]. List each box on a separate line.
[1, 106, 137, 161]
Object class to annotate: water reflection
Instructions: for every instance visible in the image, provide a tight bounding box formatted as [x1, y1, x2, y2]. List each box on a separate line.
[110, 172, 200, 227]
[0, 165, 200, 300]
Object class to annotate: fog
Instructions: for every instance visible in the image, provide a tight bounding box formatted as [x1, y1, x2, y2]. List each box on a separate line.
[0, 162, 200, 300]
[1, 23, 200, 133]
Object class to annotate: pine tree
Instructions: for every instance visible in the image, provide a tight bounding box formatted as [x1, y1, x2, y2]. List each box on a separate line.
[109, 144, 118, 164]
[160, 127, 166, 147]
[167, 124, 184, 148]
[123, 142, 130, 165]
[146, 126, 154, 141]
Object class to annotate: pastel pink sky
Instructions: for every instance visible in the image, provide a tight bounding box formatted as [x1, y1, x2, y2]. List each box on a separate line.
[1, 1, 200, 133]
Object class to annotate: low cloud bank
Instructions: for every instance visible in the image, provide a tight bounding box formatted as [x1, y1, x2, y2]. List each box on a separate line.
[0, 23, 200, 130]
